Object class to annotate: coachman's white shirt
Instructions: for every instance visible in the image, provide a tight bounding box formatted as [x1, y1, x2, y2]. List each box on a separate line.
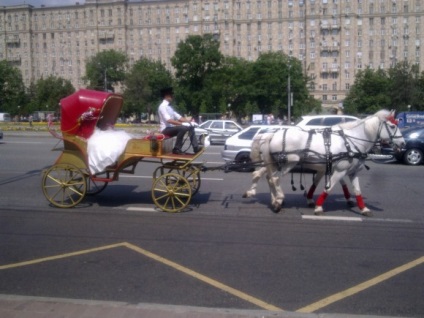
[158, 99, 182, 132]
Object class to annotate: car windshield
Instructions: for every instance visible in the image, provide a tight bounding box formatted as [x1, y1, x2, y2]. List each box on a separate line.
[238, 127, 260, 140]
[199, 121, 212, 129]
[258, 127, 281, 134]
[306, 118, 323, 126]
[323, 117, 343, 126]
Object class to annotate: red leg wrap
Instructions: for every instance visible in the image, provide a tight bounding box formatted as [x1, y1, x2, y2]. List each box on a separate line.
[315, 192, 328, 206]
[307, 184, 317, 199]
[342, 184, 351, 199]
[356, 195, 365, 210]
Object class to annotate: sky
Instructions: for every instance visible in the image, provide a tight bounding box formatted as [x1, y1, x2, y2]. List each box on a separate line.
[2, 0, 86, 7]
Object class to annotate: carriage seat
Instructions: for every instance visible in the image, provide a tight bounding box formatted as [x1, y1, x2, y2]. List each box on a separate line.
[142, 133, 173, 140]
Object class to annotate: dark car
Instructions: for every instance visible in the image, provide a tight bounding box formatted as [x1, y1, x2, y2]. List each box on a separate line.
[0, 128, 3, 140]
[382, 126, 424, 165]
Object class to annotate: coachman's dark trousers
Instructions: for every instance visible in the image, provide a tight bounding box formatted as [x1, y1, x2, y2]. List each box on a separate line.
[162, 125, 198, 152]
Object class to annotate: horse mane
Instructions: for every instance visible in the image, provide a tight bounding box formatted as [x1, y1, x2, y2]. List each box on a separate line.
[336, 109, 392, 131]
[336, 119, 361, 129]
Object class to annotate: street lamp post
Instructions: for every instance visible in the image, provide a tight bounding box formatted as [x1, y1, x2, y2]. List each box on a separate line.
[287, 56, 292, 124]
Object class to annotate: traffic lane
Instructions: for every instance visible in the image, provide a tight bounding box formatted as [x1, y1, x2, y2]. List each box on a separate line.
[1, 136, 424, 223]
[1, 207, 423, 315]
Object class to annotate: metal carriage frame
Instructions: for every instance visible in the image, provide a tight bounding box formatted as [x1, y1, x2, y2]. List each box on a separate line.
[41, 89, 204, 213]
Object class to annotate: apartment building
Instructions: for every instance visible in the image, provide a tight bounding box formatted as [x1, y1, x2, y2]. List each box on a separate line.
[1, 0, 423, 111]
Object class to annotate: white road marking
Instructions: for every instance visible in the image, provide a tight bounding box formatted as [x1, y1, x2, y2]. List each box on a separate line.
[126, 207, 157, 212]
[302, 215, 363, 222]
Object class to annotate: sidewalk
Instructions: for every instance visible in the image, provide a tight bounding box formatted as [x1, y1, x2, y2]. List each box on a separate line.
[0, 294, 312, 318]
[0, 294, 388, 318]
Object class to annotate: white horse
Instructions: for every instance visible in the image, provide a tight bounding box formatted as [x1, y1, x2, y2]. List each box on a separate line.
[242, 132, 355, 211]
[251, 110, 404, 215]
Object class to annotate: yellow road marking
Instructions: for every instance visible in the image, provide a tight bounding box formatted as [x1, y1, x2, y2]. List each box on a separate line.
[0, 243, 126, 270]
[296, 255, 424, 313]
[122, 242, 283, 311]
[0, 242, 282, 311]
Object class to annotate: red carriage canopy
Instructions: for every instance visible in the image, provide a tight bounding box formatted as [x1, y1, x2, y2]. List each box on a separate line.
[60, 89, 123, 139]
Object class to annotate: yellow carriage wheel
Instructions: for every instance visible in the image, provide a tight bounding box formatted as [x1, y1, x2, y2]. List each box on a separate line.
[41, 163, 87, 208]
[152, 172, 192, 213]
[153, 165, 201, 195]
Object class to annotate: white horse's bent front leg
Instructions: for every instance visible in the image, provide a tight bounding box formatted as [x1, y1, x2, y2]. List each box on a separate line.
[243, 167, 266, 198]
[349, 174, 371, 216]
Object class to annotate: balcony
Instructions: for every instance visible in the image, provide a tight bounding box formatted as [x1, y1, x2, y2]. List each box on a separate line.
[98, 31, 115, 40]
[6, 35, 20, 44]
[7, 56, 21, 65]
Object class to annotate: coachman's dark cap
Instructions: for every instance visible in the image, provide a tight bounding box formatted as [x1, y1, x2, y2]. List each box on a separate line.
[160, 87, 173, 98]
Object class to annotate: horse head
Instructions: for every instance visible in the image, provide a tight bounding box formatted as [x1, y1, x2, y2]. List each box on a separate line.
[371, 110, 405, 152]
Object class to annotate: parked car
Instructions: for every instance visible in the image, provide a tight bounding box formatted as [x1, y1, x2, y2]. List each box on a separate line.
[192, 124, 208, 145]
[198, 120, 242, 145]
[295, 114, 359, 130]
[381, 126, 424, 165]
[221, 125, 289, 171]
[0, 128, 3, 140]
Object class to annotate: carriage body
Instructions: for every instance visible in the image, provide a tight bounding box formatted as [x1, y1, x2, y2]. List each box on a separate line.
[42, 89, 203, 212]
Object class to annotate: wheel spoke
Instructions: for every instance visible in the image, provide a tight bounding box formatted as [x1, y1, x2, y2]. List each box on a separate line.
[152, 172, 192, 212]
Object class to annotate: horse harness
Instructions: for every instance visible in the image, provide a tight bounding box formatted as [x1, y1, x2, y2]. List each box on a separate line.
[272, 127, 370, 189]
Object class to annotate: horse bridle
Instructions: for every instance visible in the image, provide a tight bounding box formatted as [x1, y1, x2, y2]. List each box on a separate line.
[377, 120, 402, 151]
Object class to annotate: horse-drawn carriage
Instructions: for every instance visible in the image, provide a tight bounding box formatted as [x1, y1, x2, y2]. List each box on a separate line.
[41, 89, 204, 212]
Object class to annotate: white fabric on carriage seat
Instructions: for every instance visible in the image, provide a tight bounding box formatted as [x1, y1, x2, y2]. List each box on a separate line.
[87, 128, 133, 174]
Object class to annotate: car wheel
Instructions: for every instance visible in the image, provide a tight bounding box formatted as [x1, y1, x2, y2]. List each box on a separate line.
[235, 152, 254, 172]
[403, 148, 423, 165]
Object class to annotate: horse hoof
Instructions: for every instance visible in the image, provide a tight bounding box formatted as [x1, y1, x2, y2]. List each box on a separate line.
[307, 199, 315, 208]
[272, 205, 282, 213]
[361, 208, 372, 217]
[242, 193, 247, 198]
[314, 206, 324, 215]
[347, 200, 355, 207]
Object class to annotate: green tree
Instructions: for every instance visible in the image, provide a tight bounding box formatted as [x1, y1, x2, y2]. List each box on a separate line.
[249, 52, 313, 120]
[30, 75, 75, 114]
[0, 60, 26, 115]
[343, 68, 391, 115]
[123, 57, 173, 119]
[171, 34, 223, 115]
[387, 61, 423, 111]
[84, 49, 129, 92]
[206, 56, 254, 119]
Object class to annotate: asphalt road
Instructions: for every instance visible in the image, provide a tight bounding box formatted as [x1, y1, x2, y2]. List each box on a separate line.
[0, 134, 423, 317]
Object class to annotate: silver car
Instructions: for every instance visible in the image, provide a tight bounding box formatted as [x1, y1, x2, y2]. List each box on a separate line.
[198, 120, 242, 145]
[221, 125, 289, 171]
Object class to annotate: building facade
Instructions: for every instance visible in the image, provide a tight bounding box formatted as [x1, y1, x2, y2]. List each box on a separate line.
[1, 0, 423, 110]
